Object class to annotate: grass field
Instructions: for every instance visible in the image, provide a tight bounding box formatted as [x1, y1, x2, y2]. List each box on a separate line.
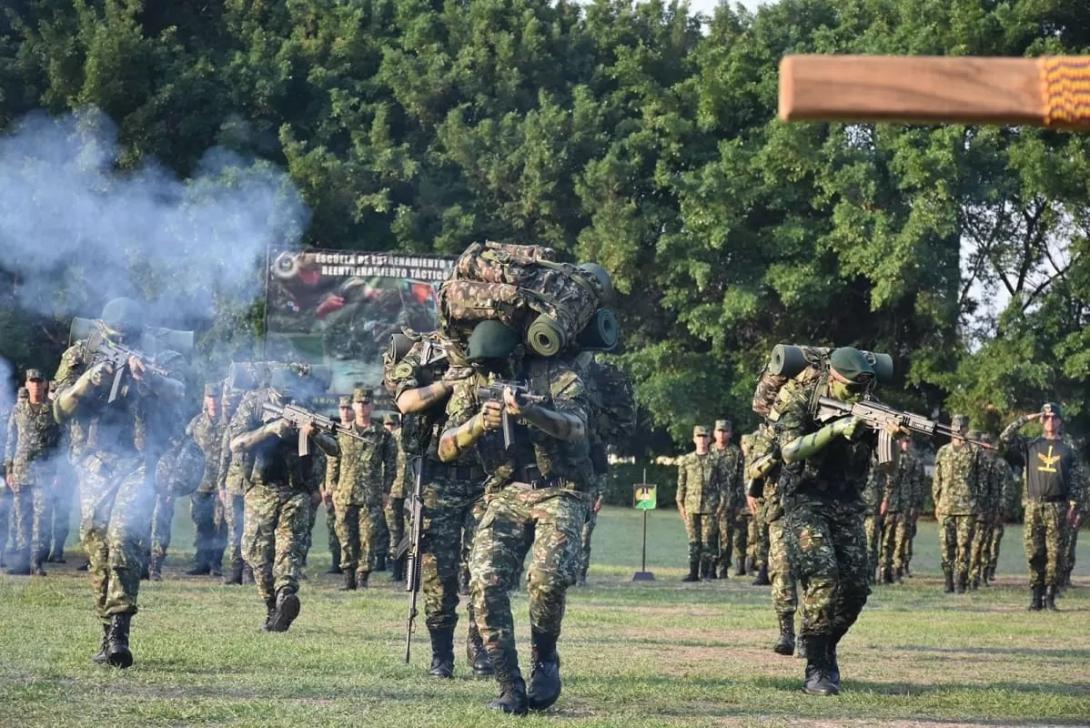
[1, 505, 1088, 727]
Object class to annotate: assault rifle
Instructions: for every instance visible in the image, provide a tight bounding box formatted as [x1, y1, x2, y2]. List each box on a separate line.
[403, 456, 425, 663]
[85, 328, 171, 404]
[475, 380, 545, 449]
[261, 402, 365, 456]
[815, 396, 992, 464]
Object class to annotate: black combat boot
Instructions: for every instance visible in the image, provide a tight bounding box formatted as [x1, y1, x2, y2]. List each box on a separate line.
[268, 588, 301, 632]
[955, 571, 967, 594]
[260, 598, 276, 631]
[489, 672, 528, 715]
[745, 555, 755, 575]
[91, 623, 110, 665]
[701, 558, 717, 581]
[77, 558, 90, 572]
[428, 627, 455, 678]
[374, 555, 387, 572]
[242, 564, 255, 584]
[388, 557, 404, 582]
[881, 567, 894, 585]
[827, 627, 846, 689]
[682, 557, 699, 582]
[752, 564, 771, 586]
[49, 544, 66, 563]
[468, 630, 494, 677]
[105, 613, 134, 669]
[325, 552, 342, 575]
[1044, 585, 1059, 611]
[943, 569, 954, 594]
[223, 561, 243, 586]
[1027, 585, 1044, 611]
[717, 563, 729, 579]
[340, 570, 357, 591]
[356, 570, 369, 588]
[527, 629, 562, 711]
[802, 635, 837, 695]
[773, 614, 796, 656]
[185, 550, 211, 576]
[894, 567, 904, 584]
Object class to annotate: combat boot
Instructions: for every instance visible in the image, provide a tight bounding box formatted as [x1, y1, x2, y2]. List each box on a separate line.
[744, 555, 755, 575]
[701, 558, 717, 581]
[827, 627, 846, 688]
[773, 614, 796, 656]
[717, 564, 729, 579]
[388, 557, 404, 582]
[752, 564, 771, 586]
[1026, 585, 1044, 611]
[91, 623, 110, 665]
[260, 598, 277, 631]
[77, 558, 90, 572]
[325, 552, 342, 575]
[242, 564, 255, 584]
[374, 555, 387, 572]
[356, 570, 370, 588]
[223, 561, 243, 586]
[894, 567, 904, 584]
[802, 635, 837, 696]
[210, 550, 224, 578]
[1044, 585, 1058, 611]
[527, 629, 562, 711]
[955, 572, 967, 594]
[340, 570, 357, 591]
[682, 557, 699, 582]
[428, 627, 455, 678]
[105, 613, 133, 669]
[31, 553, 47, 577]
[185, 550, 211, 576]
[49, 545, 66, 563]
[943, 569, 954, 594]
[468, 630, 494, 677]
[268, 588, 301, 632]
[881, 567, 893, 585]
[488, 673, 528, 715]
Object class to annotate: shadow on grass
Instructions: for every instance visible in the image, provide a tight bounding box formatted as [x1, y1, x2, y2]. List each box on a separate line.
[899, 645, 1090, 660]
[836, 677, 1090, 697]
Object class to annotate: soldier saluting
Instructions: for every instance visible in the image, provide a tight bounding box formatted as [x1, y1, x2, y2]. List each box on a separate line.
[1000, 402, 1086, 611]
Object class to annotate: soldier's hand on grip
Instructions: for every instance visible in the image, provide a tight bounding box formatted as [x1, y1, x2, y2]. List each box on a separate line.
[266, 417, 294, 440]
[480, 400, 504, 431]
[87, 360, 114, 388]
[831, 415, 864, 440]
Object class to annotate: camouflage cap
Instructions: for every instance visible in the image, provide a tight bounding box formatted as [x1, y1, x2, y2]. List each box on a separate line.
[829, 347, 875, 383]
[693, 425, 709, 437]
[25, 368, 44, 381]
[950, 414, 969, 432]
[353, 387, 373, 404]
[338, 395, 352, 407]
[714, 419, 732, 431]
[1041, 401, 1063, 419]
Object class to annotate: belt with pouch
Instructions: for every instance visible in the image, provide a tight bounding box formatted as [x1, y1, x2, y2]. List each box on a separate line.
[510, 464, 566, 491]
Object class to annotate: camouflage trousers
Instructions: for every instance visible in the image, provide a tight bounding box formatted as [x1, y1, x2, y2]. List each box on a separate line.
[684, 512, 718, 565]
[78, 455, 155, 621]
[939, 515, 975, 579]
[0, 487, 11, 562]
[149, 491, 174, 564]
[767, 517, 797, 617]
[385, 497, 405, 561]
[243, 485, 309, 604]
[422, 471, 485, 633]
[190, 491, 227, 564]
[1023, 501, 1066, 588]
[579, 504, 598, 580]
[863, 513, 882, 579]
[373, 499, 390, 566]
[302, 495, 318, 564]
[324, 499, 340, 566]
[879, 512, 909, 572]
[986, 522, 1004, 576]
[223, 493, 245, 570]
[748, 510, 769, 570]
[902, 515, 918, 571]
[335, 502, 382, 575]
[785, 499, 869, 639]
[718, 508, 746, 569]
[1062, 521, 1080, 584]
[969, 517, 994, 581]
[49, 479, 74, 557]
[10, 484, 51, 568]
[470, 485, 587, 675]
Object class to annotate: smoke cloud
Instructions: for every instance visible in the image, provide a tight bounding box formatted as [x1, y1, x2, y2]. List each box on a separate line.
[0, 107, 309, 329]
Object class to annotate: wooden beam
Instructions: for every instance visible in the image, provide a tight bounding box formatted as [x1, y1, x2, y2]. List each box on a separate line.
[778, 55, 1090, 129]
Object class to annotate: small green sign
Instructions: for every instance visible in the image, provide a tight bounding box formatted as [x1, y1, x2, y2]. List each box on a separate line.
[633, 484, 657, 510]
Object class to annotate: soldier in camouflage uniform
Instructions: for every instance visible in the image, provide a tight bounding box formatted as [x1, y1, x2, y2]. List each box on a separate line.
[324, 388, 395, 590]
[711, 419, 744, 579]
[383, 412, 408, 582]
[53, 298, 187, 668]
[46, 383, 75, 563]
[217, 384, 250, 584]
[878, 438, 922, 583]
[0, 394, 14, 569]
[1000, 403, 1085, 610]
[932, 415, 979, 594]
[230, 369, 336, 631]
[184, 385, 226, 576]
[390, 332, 491, 678]
[860, 463, 883, 585]
[900, 443, 928, 577]
[677, 426, 721, 582]
[4, 370, 60, 575]
[984, 433, 1017, 582]
[438, 320, 591, 715]
[967, 430, 1000, 589]
[748, 482, 771, 586]
[770, 347, 890, 696]
[317, 396, 352, 576]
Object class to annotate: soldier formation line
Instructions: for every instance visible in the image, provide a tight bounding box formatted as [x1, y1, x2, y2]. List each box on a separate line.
[1, 244, 1085, 713]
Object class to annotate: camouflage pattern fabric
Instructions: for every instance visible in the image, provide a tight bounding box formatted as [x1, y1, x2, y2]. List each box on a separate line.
[712, 443, 745, 571]
[421, 467, 485, 633]
[1062, 523, 1080, 585]
[243, 485, 310, 602]
[149, 491, 174, 565]
[767, 517, 798, 617]
[748, 510, 769, 571]
[323, 498, 340, 566]
[932, 443, 979, 517]
[879, 512, 909, 573]
[879, 449, 921, 573]
[939, 515, 975, 580]
[223, 493, 245, 569]
[579, 474, 605, 580]
[0, 486, 11, 564]
[10, 486, 50, 568]
[186, 412, 226, 563]
[4, 398, 60, 569]
[677, 451, 720, 564]
[969, 447, 1005, 582]
[1023, 501, 1066, 588]
[683, 512, 717, 565]
[334, 503, 376, 575]
[861, 464, 883, 581]
[326, 422, 395, 574]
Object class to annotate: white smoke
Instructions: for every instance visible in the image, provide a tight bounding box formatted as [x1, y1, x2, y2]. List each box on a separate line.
[0, 107, 309, 328]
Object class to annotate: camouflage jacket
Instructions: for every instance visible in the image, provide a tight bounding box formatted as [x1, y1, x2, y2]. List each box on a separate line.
[768, 374, 876, 506]
[4, 399, 60, 486]
[186, 411, 224, 493]
[388, 427, 410, 499]
[883, 449, 924, 514]
[228, 388, 325, 493]
[389, 335, 457, 461]
[578, 356, 636, 475]
[445, 358, 590, 493]
[711, 443, 743, 514]
[932, 442, 979, 516]
[53, 338, 186, 465]
[676, 451, 720, 514]
[217, 417, 248, 496]
[325, 421, 395, 507]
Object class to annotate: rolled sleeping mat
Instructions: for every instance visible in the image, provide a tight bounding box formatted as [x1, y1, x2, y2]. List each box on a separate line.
[526, 314, 567, 357]
[769, 344, 894, 383]
[387, 332, 415, 364]
[576, 308, 619, 351]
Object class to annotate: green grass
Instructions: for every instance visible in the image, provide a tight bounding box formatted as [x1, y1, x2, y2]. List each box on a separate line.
[1, 506, 1088, 726]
